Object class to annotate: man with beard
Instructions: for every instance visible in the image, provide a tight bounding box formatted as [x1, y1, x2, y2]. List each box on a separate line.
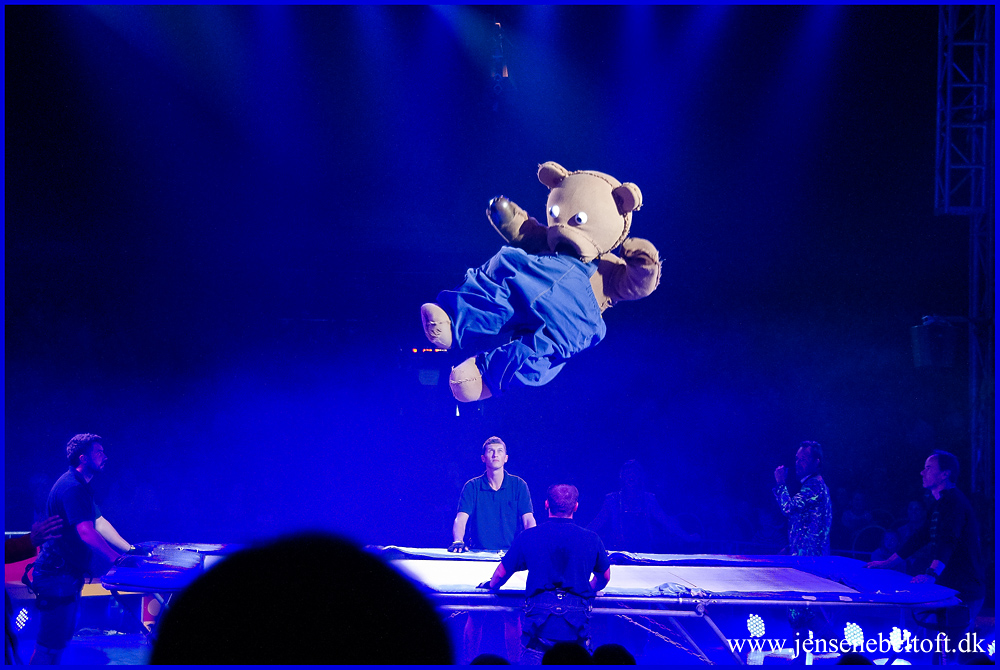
[29, 434, 132, 664]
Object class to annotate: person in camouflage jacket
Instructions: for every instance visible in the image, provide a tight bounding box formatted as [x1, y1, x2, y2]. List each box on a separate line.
[773, 441, 832, 555]
[773, 441, 833, 637]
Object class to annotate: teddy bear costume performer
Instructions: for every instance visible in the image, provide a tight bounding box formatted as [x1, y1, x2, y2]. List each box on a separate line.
[421, 162, 661, 402]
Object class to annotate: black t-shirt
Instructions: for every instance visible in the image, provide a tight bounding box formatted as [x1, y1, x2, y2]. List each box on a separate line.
[501, 517, 611, 599]
[897, 486, 984, 601]
[34, 469, 101, 577]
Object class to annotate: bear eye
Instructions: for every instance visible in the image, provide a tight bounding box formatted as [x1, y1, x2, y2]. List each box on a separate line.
[573, 212, 588, 225]
[549, 205, 560, 219]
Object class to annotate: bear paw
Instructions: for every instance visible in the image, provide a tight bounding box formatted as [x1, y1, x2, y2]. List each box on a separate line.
[420, 303, 453, 349]
[449, 358, 493, 402]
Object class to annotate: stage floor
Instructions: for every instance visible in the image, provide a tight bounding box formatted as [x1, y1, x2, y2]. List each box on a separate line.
[9, 629, 149, 665]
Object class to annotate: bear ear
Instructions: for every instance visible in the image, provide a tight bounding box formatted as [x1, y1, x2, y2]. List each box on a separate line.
[538, 162, 570, 188]
[613, 182, 642, 214]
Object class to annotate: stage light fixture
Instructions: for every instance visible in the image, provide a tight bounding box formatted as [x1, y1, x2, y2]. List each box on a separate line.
[844, 622, 864, 648]
[746, 613, 765, 637]
[15, 607, 29, 631]
[910, 315, 959, 368]
[418, 369, 440, 386]
[747, 649, 764, 665]
[405, 346, 449, 386]
[489, 19, 515, 110]
[491, 22, 508, 94]
[888, 627, 914, 653]
[988, 640, 994, 656]
[889, 627, 903, 652]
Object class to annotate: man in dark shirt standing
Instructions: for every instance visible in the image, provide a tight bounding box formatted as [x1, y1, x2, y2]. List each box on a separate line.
[448, 437, 536, 663]
[29, 434, 132, 664]
[485, 484, 611, 664]
[867, 451, 984, 660]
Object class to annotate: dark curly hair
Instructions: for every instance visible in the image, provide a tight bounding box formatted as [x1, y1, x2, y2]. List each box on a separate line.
[66, 433, 102, 467]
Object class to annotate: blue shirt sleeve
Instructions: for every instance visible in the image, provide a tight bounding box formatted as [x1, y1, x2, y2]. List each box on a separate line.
[594, 535, 611, 574]
[516, 477, 533, 517]
[458, 479, 477, 515]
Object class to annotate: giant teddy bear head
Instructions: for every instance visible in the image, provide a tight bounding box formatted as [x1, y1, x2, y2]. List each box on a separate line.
[538, 161, 643, 263]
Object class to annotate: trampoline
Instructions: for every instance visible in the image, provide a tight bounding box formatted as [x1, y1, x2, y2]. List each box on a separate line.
[373, 547, 961, 664]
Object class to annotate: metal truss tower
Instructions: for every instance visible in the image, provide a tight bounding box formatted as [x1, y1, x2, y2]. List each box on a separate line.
[935, 5, 994, 497]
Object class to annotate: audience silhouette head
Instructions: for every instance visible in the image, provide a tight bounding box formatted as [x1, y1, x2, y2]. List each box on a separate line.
[542, 641, 592, 664]
[151, 533, 452, 664]
[592, 643, 636, 664]
[471, 652, 512, 664]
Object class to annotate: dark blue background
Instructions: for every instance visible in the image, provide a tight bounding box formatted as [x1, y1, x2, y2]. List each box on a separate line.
[5, 6, 980, 555]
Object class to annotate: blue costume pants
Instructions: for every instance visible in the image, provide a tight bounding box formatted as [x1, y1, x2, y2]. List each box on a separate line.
[436, 247, 606, 395]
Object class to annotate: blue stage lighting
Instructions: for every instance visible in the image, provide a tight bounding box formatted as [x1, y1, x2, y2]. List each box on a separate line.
[888, 626, 915, 653]
[889, 627, 904, 652]
[988, 640, 994, 656]
[15, 608, 30, 631]
[844, 621, 864, 648]
[746, 613, 765, 638]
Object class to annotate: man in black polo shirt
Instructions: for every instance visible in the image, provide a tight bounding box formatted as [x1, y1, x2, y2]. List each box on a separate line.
[867, 451, 985, 661]
[450, 437, 535, 552]
[448, 436, 535, 663]
[29, 434, 132, 664]
[485, 484, 611, 664]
